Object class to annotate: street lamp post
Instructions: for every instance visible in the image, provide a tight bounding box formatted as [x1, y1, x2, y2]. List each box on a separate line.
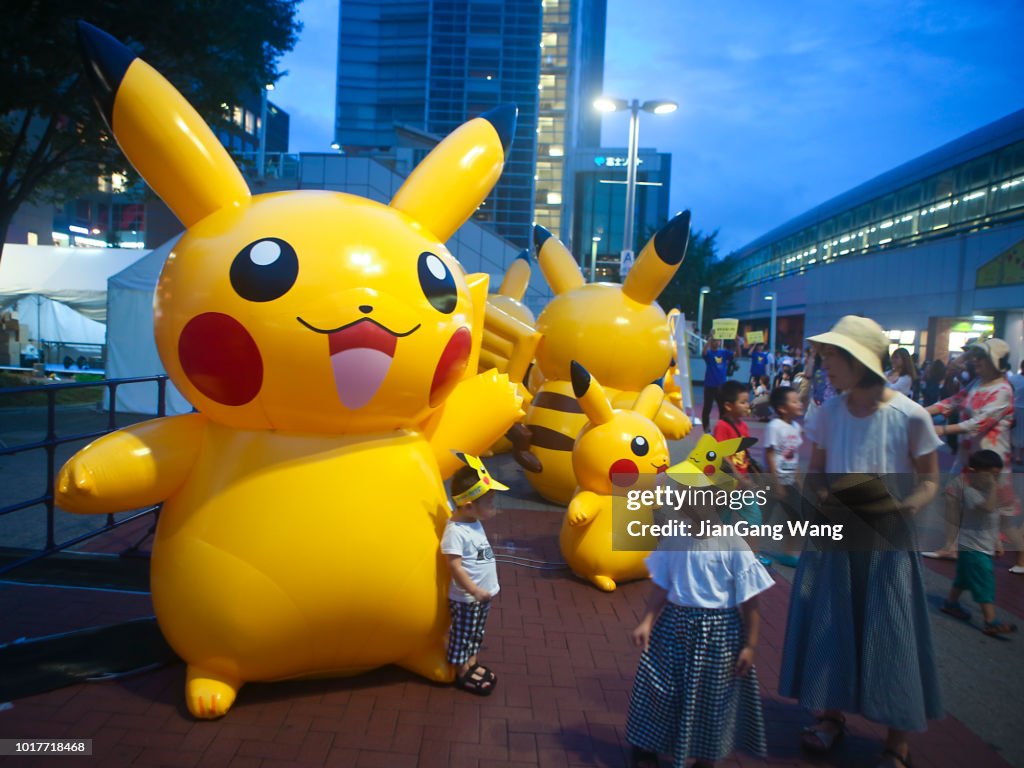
[257, 83, 274, 178]
[593, 97, 677, 265]
[764, 292, 777, 373]
[590, 236, 601, 282]
[697, 285, 711, 352]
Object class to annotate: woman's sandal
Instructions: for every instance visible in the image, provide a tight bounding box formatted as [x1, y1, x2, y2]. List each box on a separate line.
[456, 664, 496, 696]
[801, 713, 846, 753]
[628, 746, 660, 768]
[876, 747, 912, 767]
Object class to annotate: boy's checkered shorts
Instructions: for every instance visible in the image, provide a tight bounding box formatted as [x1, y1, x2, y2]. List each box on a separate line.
[447, 600, 491, 664]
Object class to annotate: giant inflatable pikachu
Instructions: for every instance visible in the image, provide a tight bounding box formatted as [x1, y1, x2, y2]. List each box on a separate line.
[57, 23, 532, 718]
[559, 362, 670, 591]
[520, 214, 694, 504]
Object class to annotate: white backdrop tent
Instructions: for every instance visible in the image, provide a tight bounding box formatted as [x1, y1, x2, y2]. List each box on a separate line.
[106, 236, 193, 415]
[0, 244, 146, 321]
[1, 294, 106, 348]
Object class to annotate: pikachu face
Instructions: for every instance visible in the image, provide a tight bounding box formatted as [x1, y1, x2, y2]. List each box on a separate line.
[533, 213, 690, 390]
[570, 361, 670, 496]
[78, 22, 516, 433]
[667, 433, 758, 491]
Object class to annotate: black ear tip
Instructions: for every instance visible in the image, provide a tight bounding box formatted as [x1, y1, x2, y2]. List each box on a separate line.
[653, 209, 692, 266]
[739, 436, 758, 451]
[533, 224, 553, 252]
[76, 21, 137, 127]
[479, 103, 517, 153]
[570, 360, 590, 398]
[515, 248, 532, 265]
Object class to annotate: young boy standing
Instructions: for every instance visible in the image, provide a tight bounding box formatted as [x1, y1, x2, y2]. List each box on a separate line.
[764, 387, 803, 567]
[442, 454, 507, 694]
[940, 449, 1018, 637]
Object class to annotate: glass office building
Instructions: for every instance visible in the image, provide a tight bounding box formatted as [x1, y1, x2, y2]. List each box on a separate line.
[335, 0, 542, 249]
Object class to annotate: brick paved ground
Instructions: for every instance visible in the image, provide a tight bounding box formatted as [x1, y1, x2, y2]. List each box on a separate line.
[0, 400, 1021, 767]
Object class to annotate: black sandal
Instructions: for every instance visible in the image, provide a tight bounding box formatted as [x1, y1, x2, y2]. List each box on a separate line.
[456, 664, 496, 696]
[628, 745, 659, 768]
[876, 747, 912, 767]
[801, 713, 845, 753]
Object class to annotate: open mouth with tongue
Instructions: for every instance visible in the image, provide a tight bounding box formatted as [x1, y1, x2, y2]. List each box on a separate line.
[297, 316, 419, 410]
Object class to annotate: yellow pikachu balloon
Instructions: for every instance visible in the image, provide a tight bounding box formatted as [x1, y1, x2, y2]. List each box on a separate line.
[521, 215, 694, 504]
[56, 23, 530, 719]
[559, 362, 670, 591]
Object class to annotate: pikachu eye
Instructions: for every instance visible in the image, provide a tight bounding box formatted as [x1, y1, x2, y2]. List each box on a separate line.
[630, 436, 649, 457]
[705, 451, 717, 462]
[230, 238, 299, 302]
[418, 251, 457, 314]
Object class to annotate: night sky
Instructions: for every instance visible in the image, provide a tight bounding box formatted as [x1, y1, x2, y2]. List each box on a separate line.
[272, 0, 1024, 255]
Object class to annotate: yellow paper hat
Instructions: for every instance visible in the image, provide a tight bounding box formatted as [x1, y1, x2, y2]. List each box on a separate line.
[451, 452, 510, 505]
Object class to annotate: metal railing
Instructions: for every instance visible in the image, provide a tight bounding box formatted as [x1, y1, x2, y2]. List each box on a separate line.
[0, 375, 170, 576]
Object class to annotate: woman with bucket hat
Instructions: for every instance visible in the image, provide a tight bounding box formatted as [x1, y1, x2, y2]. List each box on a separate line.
[778, 315, 943, 768]
[923, 338, 1024, 572]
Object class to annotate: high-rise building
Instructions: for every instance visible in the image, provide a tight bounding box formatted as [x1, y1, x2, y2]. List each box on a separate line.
[335, 0, 542, 249]
[533, 0, 606, 247]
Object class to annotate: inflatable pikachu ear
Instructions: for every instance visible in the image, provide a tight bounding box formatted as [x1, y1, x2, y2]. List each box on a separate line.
[570, 361, 614, 426]
[535, 225, 585, 295]
[623, 210, 691, 305]
[77, 22, 251, 227]
[391, 105, 516, 241]
[498, 250, 532, 301]
[632, 384, 664, 421]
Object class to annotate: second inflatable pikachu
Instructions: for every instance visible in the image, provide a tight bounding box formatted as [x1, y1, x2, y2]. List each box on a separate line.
[559, 362, 670, 591]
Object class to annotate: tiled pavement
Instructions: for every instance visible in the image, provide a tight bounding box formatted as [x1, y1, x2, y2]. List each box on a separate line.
[0, 406, 1021, 767]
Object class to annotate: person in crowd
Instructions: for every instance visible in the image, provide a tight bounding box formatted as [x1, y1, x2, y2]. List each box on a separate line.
[921, 359, 946, 407]
[939, 449, 1018, 637]
[441, 456, 506, 695]
[749, 342, 769, 392]
[624, 506, 774, 768]
[764, 386, 804, 568]
[1009, 360, 1024, 467]
[702, 336, 733, 432]
[887, 348, 919, 400]
[751, 375, 771, 421]
[779, 315, 943, 768]
[923, 339, 1024, 571]
[773, 357, 794, 390]
[802, 352, 838, 434]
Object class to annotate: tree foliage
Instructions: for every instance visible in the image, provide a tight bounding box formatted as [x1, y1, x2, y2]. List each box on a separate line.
[0, 0, 302, 261]
[657, 228, 740, 335]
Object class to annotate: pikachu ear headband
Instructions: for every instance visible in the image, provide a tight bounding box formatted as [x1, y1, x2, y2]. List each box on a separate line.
[451, 452, 510, 506]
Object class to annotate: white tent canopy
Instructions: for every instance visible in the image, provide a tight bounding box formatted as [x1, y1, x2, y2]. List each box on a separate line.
[0, 244, 146, 321]
[106, 236, 193, 415]
[1, 294, 106, 347]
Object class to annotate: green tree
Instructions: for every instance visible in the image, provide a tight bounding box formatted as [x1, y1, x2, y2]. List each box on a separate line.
[0, 0, 302, 264]
[657, 228, 739, 335]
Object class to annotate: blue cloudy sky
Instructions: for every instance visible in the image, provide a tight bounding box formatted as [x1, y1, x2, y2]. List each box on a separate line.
[271, 0, 1024, 255]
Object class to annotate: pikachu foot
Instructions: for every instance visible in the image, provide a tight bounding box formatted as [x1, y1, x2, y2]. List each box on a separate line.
[590, 575, 617, 592]
[186, 666, 240, 719]
[398, 645, 455, 683]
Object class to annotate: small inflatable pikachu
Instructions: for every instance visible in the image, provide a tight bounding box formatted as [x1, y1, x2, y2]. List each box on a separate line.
[559, 362, 670, 592]
[56, 23, 533, 718]
[666, 433, 759, 492]
[520, 214, 694, 505]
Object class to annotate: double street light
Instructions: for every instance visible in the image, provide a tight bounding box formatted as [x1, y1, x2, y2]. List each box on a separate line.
[764, 292, 777, 369]
[257, 83, 275, 178]
[593, 97, 678, 267]
[697, 286, 711, 352]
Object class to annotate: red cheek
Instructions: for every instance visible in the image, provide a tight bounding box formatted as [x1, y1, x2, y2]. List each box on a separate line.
[178, 312, 263, 406]
[703, 464, 716, 476]
[429, 327, 471, 407]
[609, 458, 639, 488]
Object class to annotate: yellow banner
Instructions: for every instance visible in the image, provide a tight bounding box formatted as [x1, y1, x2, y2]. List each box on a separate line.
[746, 330, 764, 344]
[712, 318, 739, 340]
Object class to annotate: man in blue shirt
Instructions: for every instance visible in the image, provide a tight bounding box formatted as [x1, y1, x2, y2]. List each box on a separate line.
[702, 336, 733, 431]
[749, 342, 769, 389]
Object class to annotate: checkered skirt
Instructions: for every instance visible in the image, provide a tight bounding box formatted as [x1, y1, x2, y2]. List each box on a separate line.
[447, 600, 491, 665]
[625, 604, 766, 765]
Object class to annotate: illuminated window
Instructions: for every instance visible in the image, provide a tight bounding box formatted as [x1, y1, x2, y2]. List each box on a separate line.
[546, 192, 562, 205]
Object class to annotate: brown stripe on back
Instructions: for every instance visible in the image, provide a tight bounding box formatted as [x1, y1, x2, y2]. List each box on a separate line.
[529, 425, 576, 452]
[534, 391, 583, 413]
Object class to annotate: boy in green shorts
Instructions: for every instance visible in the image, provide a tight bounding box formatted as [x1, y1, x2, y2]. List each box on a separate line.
[940, 449, 1018, 637]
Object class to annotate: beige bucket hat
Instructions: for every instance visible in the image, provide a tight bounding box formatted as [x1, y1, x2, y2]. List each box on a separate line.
[807, 315, 888, 380]
[964, 337, 1010, 371]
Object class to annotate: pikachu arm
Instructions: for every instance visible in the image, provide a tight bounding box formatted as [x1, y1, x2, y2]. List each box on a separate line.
[55, 413, 207, 514]
[608, 392, 692, 440]
[567, 491, 601, 527]
[425, 369, 525, 480]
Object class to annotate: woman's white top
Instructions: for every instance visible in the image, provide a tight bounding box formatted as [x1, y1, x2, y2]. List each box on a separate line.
[808, 391, 942, 474]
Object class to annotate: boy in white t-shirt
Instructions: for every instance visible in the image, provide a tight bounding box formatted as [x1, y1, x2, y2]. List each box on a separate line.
[764, 387, 803, 567]
[441, 453, 507, 695]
